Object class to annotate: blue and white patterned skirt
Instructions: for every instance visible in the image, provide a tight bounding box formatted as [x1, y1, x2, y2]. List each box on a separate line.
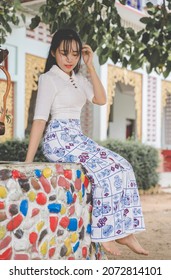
[42, 119, 145, 242]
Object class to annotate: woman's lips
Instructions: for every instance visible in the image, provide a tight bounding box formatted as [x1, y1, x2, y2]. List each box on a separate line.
[65, 65, 72, 69]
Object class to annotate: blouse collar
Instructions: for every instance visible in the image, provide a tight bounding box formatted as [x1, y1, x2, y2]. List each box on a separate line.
[50, 65, 76, 81]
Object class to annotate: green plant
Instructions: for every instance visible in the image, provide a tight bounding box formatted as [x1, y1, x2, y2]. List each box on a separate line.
[1, 1, 171, 77]
[0, 107, 11, 123]
[0, 138, 46, 162]
[0, 0, 25, 45]
[99, 139, 159, 190]
[0, 138, 159, 190]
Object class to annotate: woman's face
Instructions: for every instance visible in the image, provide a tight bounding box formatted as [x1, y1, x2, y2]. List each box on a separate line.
[53, 40, 80, 75]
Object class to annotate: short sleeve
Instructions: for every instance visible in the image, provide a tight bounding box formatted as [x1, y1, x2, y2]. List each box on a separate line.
[78, 74, 94, 103]
[33, 73, 56, 121]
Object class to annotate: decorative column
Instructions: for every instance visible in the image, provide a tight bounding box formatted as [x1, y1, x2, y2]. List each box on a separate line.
[25, 54, 46, 130]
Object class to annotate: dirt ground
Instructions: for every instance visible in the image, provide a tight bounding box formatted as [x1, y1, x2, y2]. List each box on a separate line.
[107, 190, 171, 260]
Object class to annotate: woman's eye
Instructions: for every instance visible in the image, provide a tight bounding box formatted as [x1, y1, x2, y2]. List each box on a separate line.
[60, 52, 68, 56]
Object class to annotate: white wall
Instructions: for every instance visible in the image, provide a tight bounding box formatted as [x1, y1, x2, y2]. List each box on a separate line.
[108, 87, 136, 140]
[3, 26, 49, 140]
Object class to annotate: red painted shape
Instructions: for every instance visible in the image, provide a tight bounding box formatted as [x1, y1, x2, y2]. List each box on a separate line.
[0, 201, 5, 209]
[73, 193, 77, 203]
[39, 176, 51, 194]
[64, 169, 72, 180]
[75, 178, 81, 190]
[14, 254, 29, 260]
[50, 216, 58, 232]
[7, 214, 23, 231]
[59, 216, 70, 228]
[29, 232, 38, 244]
[58, 176, 70, 190]
[0, 236, 12, 250]
[84, 176, 89, 188]
[49, 247, 56, 258]
[36, 192, 47, 205]
[69, 205, 75, 216]
[12, 169, 21, 179]
[82, 246, 87, 258]
[0, 247, 12, 260]
[78, 217, 83, 228]
[56, 164, 64, 174]
[31, 208, 40, 217]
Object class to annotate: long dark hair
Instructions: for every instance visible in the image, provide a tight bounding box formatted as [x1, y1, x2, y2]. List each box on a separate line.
[44, 29, 82, 73]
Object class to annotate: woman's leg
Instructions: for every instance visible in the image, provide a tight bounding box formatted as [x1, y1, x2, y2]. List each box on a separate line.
[43, 119, 148, 256]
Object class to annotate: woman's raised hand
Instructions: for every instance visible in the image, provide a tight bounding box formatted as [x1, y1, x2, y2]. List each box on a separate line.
[82, 44, 94, 69]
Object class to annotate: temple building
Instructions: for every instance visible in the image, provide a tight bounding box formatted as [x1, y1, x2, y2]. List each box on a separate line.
[0, 0, 171, 181]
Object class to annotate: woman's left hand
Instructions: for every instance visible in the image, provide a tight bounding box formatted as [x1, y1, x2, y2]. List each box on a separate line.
[82, 44, 94, 68]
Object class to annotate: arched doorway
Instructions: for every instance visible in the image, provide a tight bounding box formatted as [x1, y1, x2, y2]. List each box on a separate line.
[107, 65, 142, 141]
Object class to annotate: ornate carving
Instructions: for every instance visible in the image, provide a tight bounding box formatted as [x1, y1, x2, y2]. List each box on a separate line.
[25, 54, 45, 129]
[161, 80, 171, 109]
[0, 80, 13, 141]
[107, 65, 142, 140]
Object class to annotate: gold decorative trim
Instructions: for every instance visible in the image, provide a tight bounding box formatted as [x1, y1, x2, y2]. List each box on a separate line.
[107, 65, 142, 140]
[161, 80, 171, 109]
[25, 54, 46, 129]
[0, 80, 14, 142]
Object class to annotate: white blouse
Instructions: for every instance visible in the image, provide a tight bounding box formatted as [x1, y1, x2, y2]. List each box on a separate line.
[33, 65, 94, 121]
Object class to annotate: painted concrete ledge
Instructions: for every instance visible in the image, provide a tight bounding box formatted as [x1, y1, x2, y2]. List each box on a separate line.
[0, 162, 105, 260]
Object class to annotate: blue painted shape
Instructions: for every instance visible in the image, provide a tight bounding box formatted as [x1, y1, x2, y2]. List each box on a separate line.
[86, 224, 91, 234]
[48, 203, 61, 213]
[73, 241, 80, 253]
[20, 199, 28, 216]
[68, 218, 78, 231]
[34, 169, 42, 178]
[82, 184, 85, 197]
[66, 191, 73, 204]
[76, 170, 81, 178]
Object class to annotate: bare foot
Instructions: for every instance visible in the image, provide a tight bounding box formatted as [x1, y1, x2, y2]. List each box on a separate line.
[101, 241, 121, 256]
[116, 234, 149, 255]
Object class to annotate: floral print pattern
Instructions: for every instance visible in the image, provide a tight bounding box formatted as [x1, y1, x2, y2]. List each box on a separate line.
[43, 119, 145, 242]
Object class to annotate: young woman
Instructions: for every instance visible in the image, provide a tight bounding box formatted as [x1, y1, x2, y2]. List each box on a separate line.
[26, 28, 148, 256]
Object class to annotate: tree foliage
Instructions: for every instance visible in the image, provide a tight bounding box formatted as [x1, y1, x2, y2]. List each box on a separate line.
[1, 0, 171, 77]
[0, 0, 25, 45]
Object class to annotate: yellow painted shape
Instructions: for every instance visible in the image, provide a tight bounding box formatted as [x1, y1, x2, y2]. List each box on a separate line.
[42, 167, 52, 178]
[64, 238, 71, 248]
[81, 173, 85, 182]
[60, 205, 66, 215]
[49, 237, 56, 246]
[27, 190, 36, 201]
[0, 186, 7, 198]
[36, 221, 45, 232]
[66, 245, 72, 256]
[70, 233, 78, 243]
[78, 191, 82, 203]
[0, 225, 6, 240]
[40, 240, 48, 256]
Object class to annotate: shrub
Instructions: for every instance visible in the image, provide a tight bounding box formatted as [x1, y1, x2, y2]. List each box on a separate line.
[0, 138, 159, 190]
[0, 138, 46, 162]
[99, 139, 159, 190]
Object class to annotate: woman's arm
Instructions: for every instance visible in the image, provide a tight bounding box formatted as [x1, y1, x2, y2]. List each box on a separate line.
[25, 119, 46, 163]
[82, 44, 107, 105]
